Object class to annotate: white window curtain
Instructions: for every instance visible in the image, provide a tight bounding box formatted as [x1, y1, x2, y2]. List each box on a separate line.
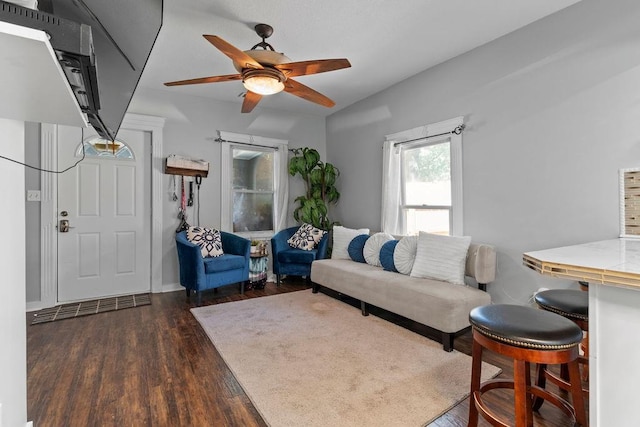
[381, 116, 464, 236]
[218, 130, 289, 235]
[381, 139, 403, 235]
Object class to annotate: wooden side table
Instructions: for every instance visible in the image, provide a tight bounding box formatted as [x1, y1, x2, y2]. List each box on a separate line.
[249, 253, 268, 290]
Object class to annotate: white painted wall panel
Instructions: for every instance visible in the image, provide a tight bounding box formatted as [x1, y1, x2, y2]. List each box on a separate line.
[78, 163, 100, 217]
[115, 165, 136, 216]
[0, 118, 27, 427]
[116, 231, 136, 274]
[78, 233, 101, 278]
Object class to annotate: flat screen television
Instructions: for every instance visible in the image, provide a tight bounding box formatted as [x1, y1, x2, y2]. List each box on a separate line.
[0, 0, 163, 140]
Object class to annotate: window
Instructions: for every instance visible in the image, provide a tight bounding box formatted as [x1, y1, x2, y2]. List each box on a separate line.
[382, 117, 463, 236]
[402, 139, 451, 235]
[76, 137, 134, 159]
[219, 131, 289, 237]
[232, 147, 275, 232]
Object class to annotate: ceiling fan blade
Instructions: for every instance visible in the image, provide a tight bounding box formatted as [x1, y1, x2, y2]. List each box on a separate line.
[274, 58, 351, 77]
[242, 91, 263, 113]
[203, 35, 263, 70]
[164, 74, 242, 86]
[283, 79, 335, 108]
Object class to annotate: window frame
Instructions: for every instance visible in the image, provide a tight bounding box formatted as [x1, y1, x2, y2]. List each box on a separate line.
[231, 145, 276, 234]
[383, 116, 464, 236]
[219, 131, 289, 240]
[75, 136, 135, 160]
[400, 136, 453, 235]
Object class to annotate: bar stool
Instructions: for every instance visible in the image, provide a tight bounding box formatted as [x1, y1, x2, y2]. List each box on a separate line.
[468, 304, 587, 427]
[533, 289, 589, 411]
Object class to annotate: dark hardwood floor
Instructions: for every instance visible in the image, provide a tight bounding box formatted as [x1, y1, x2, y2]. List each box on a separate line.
[27, 280, 583, 426]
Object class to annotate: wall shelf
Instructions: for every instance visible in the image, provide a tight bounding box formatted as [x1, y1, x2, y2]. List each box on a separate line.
[164, 165, 209, 177]
[164, 155, 209, 177]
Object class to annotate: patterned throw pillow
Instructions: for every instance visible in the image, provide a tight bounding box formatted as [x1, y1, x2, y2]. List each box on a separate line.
[186, 226, 224, 258]
[287, 223, 326, 251]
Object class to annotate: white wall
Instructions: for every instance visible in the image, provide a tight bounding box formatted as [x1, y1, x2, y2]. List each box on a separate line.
[326, 0, 640, 304]
[0, 118, 28, 426]
[128, 88, 327, 289]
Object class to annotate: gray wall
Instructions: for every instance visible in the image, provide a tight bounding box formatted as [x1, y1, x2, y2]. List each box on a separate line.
[26, 0, 640, 304]
[23, 89, 325, 303]
[25, 122, 41, 302]
[128, 88, 326, 290]
[325, 0, 640, 304]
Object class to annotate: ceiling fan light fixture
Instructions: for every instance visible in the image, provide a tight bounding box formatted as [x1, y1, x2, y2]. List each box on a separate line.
[242, 68, 285, 95]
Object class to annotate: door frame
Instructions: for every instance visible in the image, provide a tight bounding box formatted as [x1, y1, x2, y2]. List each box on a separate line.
[38, 113, 165, 309]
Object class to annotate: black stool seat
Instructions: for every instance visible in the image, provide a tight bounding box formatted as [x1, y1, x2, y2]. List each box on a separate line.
[469, 304, 583, 350]
[535, 289, 588, 321]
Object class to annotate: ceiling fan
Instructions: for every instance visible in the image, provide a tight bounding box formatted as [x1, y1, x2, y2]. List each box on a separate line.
[164, 24, 352, 113]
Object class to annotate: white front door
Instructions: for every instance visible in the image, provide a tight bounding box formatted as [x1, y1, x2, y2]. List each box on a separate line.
[57, 126, 151, 302]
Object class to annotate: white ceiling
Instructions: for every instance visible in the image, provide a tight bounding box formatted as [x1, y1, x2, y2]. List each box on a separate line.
[139, 0, 583, 116]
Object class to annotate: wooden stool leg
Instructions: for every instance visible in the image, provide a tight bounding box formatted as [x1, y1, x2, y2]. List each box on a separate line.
[533, 363, 547, 411]
[468, 337, 483, 427]
[568, 359, 588, 426]
[513, 359, 533, 427]
[581, 331, 589, 381]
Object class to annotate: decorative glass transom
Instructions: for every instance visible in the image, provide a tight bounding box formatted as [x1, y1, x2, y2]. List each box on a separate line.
[76, 137, 134, 159]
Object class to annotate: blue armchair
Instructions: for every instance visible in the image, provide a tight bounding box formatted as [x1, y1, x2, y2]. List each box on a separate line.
[271, 226, 329, 285]
[175, 230, 250, 300]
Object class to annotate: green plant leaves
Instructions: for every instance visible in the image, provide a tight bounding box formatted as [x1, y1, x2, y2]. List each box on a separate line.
[304, 148, 320, 169]
[288, 147, 341, 230]
[288, 156, 306, 177]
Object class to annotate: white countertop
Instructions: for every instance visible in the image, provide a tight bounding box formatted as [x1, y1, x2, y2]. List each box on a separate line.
[524, 238, 640, 275]
[523, 238, 640, 288]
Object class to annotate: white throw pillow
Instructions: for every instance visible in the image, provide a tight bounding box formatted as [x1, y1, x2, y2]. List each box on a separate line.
[331, 225, 370, 259]
[393, 235, 418, 275]
[363, 232, 394, 267]
[410, 232, 471, 285]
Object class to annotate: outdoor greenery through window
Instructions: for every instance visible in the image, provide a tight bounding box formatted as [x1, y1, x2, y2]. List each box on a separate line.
[232, 147, 275, 233]
[402, 139, 452, 235]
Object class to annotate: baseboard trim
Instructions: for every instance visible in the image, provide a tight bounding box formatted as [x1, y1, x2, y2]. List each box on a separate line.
[161, 283, 183, 293]
[26, 285, 181, 312]
[26, 301, 45, 313]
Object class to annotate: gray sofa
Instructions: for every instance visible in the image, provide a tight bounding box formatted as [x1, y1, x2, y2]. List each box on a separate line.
[310, 243, 496, 351]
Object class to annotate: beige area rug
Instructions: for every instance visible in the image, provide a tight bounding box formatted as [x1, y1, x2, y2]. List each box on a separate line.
[191, 290, 500, 427]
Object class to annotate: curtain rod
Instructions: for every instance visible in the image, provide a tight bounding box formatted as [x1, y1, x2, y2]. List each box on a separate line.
[214, 137, 281, 151]
[392, 124, 465, 147]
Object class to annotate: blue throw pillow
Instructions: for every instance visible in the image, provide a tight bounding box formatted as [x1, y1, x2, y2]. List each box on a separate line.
[348, 234, 369, 263]
[379, 240, 399, 272]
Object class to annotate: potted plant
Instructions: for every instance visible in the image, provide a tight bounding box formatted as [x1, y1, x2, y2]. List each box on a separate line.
[250, 240, 262, 254]
[288, 147, 340, 230]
